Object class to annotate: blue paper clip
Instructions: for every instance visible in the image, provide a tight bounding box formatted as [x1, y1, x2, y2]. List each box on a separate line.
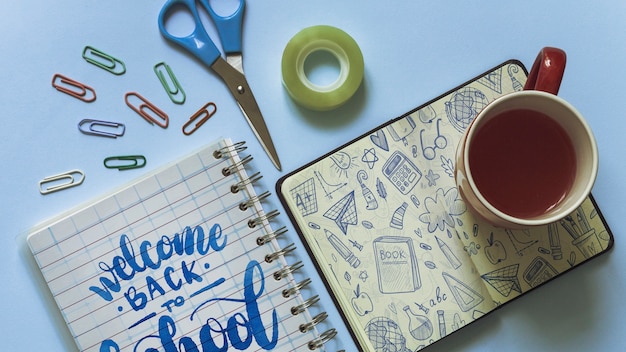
[104, 155, 146, 170]
[78, 119, 125, 138]
[82, 46, 126, 75]
[39, 169, 85, 195]
[154, 62, 186, 104]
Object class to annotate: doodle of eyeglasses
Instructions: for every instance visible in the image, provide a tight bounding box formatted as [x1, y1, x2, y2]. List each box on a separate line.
[420, 119, 448, 160]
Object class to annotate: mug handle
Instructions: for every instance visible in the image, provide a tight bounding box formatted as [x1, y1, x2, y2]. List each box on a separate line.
[523, 47, 566, 95]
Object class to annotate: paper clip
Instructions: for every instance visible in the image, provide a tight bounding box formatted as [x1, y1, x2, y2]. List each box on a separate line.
[183, 102, 217, 136]
[104, 155, 146, 170]
[39, 169, 85, 195]
[78, 119, 125, 138]
[82, 46, 126, 75]
[51, 74, 96, 102]
[124, 92, 169, 128]
[154, 62, 186, 104]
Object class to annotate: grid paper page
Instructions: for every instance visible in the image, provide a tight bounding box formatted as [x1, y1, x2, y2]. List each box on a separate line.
[28, 139, 318, 351]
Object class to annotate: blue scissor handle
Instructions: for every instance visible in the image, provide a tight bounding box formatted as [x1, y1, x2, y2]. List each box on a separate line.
[158, 0, 222, 67]
[200, 0, 245, 54]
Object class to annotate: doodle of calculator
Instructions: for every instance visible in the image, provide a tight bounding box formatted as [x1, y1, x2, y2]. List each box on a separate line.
[382, 151, 422, 194]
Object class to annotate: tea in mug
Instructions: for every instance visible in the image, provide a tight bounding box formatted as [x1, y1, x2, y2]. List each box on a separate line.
[468, 108, 577, 218]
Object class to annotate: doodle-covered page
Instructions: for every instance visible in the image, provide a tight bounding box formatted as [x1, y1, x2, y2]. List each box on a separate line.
[27, 139, 327, 351]
[277, 60, 613, 351]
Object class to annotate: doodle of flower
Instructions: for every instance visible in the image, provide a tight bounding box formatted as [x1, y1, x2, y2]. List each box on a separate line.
[419, 187, 467, 232]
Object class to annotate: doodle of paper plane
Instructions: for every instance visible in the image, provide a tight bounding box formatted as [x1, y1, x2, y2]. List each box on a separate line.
[323, 191, 357, 234]
[481, 264, 522, 297]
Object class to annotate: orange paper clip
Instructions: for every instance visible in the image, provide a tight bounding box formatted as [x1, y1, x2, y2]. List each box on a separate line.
[124, 92, 169, 128]
[51, 74, 96, 102]
[183, 102, 217, 135]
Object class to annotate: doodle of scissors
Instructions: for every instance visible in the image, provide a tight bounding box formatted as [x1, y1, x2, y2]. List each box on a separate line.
[158, 0, 281, 170]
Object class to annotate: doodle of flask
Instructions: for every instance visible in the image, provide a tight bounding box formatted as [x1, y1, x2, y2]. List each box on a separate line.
[403, 305, 433, 340]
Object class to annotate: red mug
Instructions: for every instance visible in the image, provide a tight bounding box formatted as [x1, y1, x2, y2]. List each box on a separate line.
[455, 47, 598, 228]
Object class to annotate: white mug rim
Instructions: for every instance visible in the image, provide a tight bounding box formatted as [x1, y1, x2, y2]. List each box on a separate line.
[463, 90, 598, 226]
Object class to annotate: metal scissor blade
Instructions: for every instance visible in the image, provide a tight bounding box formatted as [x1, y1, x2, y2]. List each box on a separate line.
[210, 58, 282, 170]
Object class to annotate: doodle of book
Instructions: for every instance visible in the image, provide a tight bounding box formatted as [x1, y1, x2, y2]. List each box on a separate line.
[278, 60, 614, 351]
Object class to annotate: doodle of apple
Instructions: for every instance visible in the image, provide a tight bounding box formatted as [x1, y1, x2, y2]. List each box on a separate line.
[351, 284, 373, 316]
[484, 232, 507, 264]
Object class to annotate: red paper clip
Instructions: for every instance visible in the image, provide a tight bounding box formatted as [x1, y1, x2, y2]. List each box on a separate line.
[183, 102, 217, 135]
[124, 92, 169, 128]
[51, 73, 96, 102]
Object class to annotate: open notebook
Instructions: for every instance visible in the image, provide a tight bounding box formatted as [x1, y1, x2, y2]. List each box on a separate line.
[277, 60, 614, 351]
[27, 139, 336, 351]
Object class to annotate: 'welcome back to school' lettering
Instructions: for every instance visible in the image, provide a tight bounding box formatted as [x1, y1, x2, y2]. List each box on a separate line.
[91, 223, 279, 351]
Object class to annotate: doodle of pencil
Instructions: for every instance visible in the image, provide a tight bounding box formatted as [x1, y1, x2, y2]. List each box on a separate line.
[436, 236, 462, 269]
[566, 215, 582, 238]
[548, 223, 562, 260]
[559, 218, 578, 239]
[326, 229, 361, 268]
[577, 207, 591, 233]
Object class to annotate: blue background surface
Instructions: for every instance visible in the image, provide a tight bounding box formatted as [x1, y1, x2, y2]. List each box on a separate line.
[2, 1, 625, 351]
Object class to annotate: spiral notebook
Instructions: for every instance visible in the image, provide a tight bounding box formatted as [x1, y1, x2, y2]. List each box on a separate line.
[277, 60, 614, 351]
[27, 138, 335, 351]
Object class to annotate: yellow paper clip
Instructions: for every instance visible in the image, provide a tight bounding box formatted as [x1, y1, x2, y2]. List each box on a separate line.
[124, 92, 169, 128]
[51, 73, 96, 102]
[154, 62, 186, 104]
[82, 46, 126, 75]
[39, 169, 85, 195]
[104, 155, 146, 171]
[183, 102, 217, 136]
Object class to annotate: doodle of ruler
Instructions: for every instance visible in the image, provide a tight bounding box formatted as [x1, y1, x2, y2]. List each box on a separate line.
[442, 272, 484, 312]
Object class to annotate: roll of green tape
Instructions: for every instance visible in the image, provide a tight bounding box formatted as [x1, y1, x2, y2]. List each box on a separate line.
[281, 25, 364, 111]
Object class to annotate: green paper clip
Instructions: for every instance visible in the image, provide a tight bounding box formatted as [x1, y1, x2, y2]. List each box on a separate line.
[83, 46, 126, 75]
[154, 62, 186, 104]
[104, 155, 146, 170]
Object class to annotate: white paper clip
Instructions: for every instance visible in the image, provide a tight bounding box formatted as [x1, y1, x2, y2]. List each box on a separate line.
[39, 169, 85, 195]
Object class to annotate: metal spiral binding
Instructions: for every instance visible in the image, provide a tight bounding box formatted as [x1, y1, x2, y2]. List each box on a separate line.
[222, 154, 253, 176]
[248, 209, 280, 228]
[291, 295, 320, 315]
[282, 278, 311, 298]
[221, 140, 337, 349]
[256, 226, 287, 245]
[299, 312, 328, 333]
[265, 243, 296, 263]
[213, 141, 247, 159]
[308, 329, 338, 350]
[230, 171, 262, 193]
[273, 261, 304, 280]
[240, 190, 271, 211]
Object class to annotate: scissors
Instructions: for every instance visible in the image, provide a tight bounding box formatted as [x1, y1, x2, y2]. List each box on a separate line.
[158, 0, 281, 170]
